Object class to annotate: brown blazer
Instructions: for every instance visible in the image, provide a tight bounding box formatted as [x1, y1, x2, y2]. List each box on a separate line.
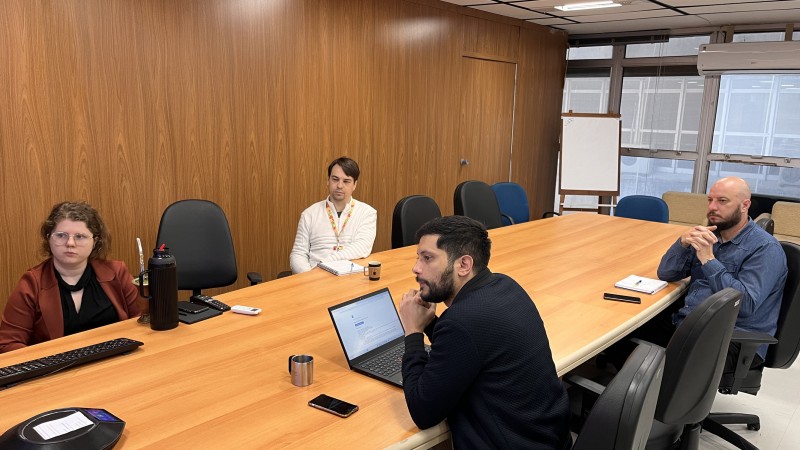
[0, 259, 140, 353]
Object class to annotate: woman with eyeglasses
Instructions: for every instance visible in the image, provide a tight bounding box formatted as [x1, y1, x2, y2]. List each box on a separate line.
[0, 201, 140, 353]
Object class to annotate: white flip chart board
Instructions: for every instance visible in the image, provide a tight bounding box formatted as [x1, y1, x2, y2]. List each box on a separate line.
[559, 113, 621, 196]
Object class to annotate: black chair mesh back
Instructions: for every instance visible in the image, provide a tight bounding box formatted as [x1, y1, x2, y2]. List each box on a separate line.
[574, 343, 665, 450]
[656, 288, 741, 425]
[767, 241, 800, 369]
[453, 180, 504, 230]
[391, 195, 442, 249]
[156, 199, 238, 292]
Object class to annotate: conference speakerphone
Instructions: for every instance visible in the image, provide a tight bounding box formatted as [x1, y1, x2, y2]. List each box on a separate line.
[0, 407, 125, 449]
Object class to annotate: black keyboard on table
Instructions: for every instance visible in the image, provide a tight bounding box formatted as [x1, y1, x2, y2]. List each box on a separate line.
[0, 337, 143, 389]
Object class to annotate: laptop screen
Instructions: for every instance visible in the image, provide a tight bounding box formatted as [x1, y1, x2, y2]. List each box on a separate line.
[329, 289, 405, 360]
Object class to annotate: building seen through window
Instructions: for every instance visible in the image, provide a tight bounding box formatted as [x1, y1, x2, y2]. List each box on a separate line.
[561, 28, 800, 205]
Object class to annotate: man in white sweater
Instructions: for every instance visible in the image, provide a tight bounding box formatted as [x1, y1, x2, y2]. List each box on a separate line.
[290, 157, 378, 274]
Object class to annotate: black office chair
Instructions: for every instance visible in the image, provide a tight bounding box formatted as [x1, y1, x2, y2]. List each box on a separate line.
[754, 214, 775, 235]
[644, 287, 742, 450]
[453, 180, 507, 229]
[571, 343, 665, 450]
[615, 195, 670, 223]
[391, 195, 442, 249]
[156, 199, 262, 297]
[702, 241, 800, 450]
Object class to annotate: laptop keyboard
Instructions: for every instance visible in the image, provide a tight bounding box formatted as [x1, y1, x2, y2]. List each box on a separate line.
[361, 343, 431, 377]
[362, 343, 405, 376]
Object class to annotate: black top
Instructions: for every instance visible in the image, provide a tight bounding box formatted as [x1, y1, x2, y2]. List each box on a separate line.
[55, 264, 117, 336]
[402, 269, 570, 449]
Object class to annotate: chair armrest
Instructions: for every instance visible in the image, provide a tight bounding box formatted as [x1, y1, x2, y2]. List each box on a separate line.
[729, 329, 778, 346]
[542, 211, 560, 218]
[564, 374, 605, 396]
[724, 329, 778, 394]
[629, 337, 666, 350]
[754, 212, 771, 222]
[754, 213, 774, 235]
[247, 272, 264, 285]
[564, 373, 606, 424]
[500, 213, 515, 226]
[629, 337, 646, 346]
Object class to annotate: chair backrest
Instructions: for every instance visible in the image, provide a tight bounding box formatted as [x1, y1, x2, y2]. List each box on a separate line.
[771, 202, 800, 244]
[573, 343, 665, 450]
[156, 199, 238, 293]
[656, 288, 741, 425]
[661, 191, 708, 227]
[453, 180, 504, 229]
[615, 195, 669, 223]
[766, 241, 800, 369]
[391, 195, 442, 249]
[491, 182, 529, 226]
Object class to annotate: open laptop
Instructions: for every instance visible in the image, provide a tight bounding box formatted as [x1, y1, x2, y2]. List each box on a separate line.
[328, 288, 417, 387]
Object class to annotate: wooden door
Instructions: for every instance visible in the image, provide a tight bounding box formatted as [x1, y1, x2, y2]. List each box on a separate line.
[457, 57, 517, 184]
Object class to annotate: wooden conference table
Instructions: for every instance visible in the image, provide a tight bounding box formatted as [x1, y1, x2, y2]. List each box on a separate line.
[0, 213, 688, 449]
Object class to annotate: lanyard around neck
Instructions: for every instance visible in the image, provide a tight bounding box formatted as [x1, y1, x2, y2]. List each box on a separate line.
[326, 200, 355, 251]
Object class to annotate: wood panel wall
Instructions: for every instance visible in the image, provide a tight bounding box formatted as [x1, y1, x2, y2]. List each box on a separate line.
[0, 0, 567, 314]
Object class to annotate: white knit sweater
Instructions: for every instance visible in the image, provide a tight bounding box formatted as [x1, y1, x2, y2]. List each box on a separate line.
[289, 198, 377, 274]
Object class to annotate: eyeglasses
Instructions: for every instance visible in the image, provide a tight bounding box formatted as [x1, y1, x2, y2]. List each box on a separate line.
[49, 231, 95, 246]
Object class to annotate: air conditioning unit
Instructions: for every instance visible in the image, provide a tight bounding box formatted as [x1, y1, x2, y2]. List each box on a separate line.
[697, 41, 800, 75]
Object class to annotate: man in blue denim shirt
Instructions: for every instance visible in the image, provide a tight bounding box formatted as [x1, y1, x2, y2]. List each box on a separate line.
[656, 177, 787, 363]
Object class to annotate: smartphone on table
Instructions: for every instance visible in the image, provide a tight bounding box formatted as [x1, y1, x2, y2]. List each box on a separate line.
[603, 292, 642, 304]
[177, 301, 209, 314]
[308, 394, 359, 418]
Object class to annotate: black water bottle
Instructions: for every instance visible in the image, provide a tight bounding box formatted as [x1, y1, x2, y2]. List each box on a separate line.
[138, 247, 178, 331]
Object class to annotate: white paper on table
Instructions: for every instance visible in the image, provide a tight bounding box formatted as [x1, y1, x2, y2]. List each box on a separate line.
[33, 411, 93, 440]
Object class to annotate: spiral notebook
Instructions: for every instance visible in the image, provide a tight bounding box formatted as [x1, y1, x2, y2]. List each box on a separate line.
[615, 275, 667, 294]
[318, 260, 364, 276]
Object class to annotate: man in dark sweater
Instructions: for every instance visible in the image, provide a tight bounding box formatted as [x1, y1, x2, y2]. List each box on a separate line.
[399, 216, 571, 449]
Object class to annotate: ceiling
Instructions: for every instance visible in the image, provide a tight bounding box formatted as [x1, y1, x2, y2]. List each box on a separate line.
[439, 0, 800, 35]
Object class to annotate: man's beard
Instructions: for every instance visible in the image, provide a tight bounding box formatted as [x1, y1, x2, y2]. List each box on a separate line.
[708, 207, 742, 232]
[417, 265, 455, 303]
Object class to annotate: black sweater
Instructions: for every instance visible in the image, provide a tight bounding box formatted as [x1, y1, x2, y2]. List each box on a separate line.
[402, 269, 570, 449]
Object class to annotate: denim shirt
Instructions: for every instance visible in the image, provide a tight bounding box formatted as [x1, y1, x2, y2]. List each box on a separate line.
[657, 219, 787, 358]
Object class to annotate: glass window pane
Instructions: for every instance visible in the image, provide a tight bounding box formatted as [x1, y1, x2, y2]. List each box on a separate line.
[708, 162, 800, 198]
[712, 75, 800, 157]
[562, 77, 610, 113]
[620, 156, 694, 197]
[568, 46, 613, 60]
[621, 74, 704, 150]
[626, 35, 710, 58]
[733, 32, 800, 42]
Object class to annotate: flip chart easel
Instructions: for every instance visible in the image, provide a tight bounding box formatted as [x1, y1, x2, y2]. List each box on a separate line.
[559, 112, 621, 213]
